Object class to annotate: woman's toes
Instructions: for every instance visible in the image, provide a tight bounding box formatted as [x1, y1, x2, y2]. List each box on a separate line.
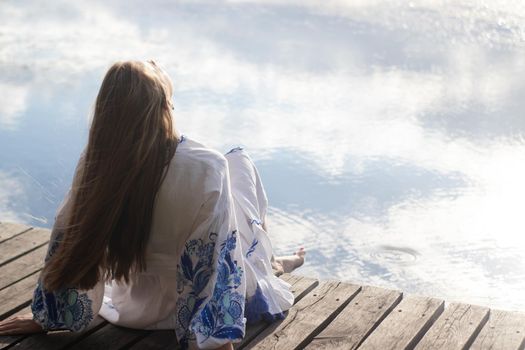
[295, 247, 306, 258]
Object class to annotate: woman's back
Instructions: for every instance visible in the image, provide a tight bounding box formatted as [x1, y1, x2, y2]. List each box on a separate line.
[101, 136, 234, 329]
[148, 137, 229, 272]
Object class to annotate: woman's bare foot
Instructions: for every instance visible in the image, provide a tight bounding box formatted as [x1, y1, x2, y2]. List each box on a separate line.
[273, 247, 306, 275]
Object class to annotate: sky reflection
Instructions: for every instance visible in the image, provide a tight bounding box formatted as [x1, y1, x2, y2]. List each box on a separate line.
[1, 0, 525, 311]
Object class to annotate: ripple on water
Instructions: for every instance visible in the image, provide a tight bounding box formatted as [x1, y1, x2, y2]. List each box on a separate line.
[371, 245, 420, 265]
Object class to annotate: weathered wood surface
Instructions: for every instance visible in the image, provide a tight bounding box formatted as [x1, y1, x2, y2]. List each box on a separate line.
[0, 223, 31, 243]
[282, 273, 319, 303]
[244, 281, 361, 349]
[12, 316, 107, 350]
[0, 306, 31, 350]
[415, 303, 489, 350]
[0, 228, 50, 267]
[358, 295, 445, 349]
[0, 273, 40, 319]
[72, 323, 150, 350]
[305, 285, 402, 350]
[127, 330, 180, 350]
[0, 245, 47, 290]
[2, 221, 525, 350]
[236, 273, 319, 349]
[470, 310, 525, 350]
[77, 273, 325, 350]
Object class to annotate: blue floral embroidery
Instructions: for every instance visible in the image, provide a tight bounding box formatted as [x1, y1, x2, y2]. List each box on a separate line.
[31, 281, 94, 332]
[225, 146, 243, 155]
[175, 231, 245, 349]
[245, 284, 285, 325]
[31, 230, 94, 332]
[246, 238, 258, 258]
[250, 218, 262, 225]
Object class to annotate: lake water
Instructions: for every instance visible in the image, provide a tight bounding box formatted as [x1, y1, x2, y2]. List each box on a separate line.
[1, 0, 525, 311]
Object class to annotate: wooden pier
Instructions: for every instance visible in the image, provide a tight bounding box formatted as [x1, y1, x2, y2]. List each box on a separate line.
[1, 222, 524, 349]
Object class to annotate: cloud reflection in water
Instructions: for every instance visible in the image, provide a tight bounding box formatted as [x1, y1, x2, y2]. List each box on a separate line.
[1, 0, 525, 310]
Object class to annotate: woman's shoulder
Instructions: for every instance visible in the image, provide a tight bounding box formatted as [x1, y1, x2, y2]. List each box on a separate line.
[176, 136, 227, 171]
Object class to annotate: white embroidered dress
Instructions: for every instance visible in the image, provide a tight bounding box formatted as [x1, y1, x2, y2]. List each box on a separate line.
[31, 137, 294, 350]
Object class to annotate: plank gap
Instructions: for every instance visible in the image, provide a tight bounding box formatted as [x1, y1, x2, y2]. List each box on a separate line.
[470, 309, 525, 350]
[126, 330, 180, 350]
[0, 336, 28, 350]
[0, 241, 49, 269]
[0, 272, 41, 320]
[463, 308, 491, 350]
[0, 300, 32, 321]
[0, 244, 47, 291]
[0, 227, 33, 246]
[358, 295, 445, 350]
[0, 268, 44, 293]
[71, 324, 150, 350]
[115, 331, 152, 350]
[355, 291, 404, 349]
[244, 281, 361, 349]
[236, 275, 319, 349]
[295, 284, 362, 349]
[13, 318, 108, 350]
[407, 300, 445, 349]
[0, 306, 32, 350]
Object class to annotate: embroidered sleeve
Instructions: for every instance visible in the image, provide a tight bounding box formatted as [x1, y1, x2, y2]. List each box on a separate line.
[175, 162, 247, 349]
[31, 158, 104, 332]
[30, 224, 103, 332]
[31, 281, 101, 332]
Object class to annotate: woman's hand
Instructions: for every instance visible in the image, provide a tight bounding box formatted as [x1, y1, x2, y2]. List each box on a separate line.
[0, 313, 43, 335]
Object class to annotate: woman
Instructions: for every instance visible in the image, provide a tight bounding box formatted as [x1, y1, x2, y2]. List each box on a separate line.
[0, 61, 305, 349]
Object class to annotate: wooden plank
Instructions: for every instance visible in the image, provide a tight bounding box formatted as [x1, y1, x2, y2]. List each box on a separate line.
[127, 330, 180, 350]
[236, 274, 319, 349]
[0, 332, 26, 349]
[415, 303, 489, 349]
[106, 274, 320, 350]
[0, 245, 46, 290]
[12, 316, 107, 350]
[282, 274, 319, 303]
[0, 222, 31, 243]
[244, 281, 361, 350]
[358, 294, 445, 350]
[279, 273, 304, 285]
[305, 285, 402, 350]
[0, 306, 31, 350]
[470, 310, 525, 350]
[0, 228, 50, 267]
[72, 324, 150, 350]
[0, 272, 40, 320]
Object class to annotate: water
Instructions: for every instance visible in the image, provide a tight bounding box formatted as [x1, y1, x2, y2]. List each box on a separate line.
[1, 0, 525, 311]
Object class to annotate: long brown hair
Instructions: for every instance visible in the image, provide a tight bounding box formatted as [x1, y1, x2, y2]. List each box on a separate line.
[43, 61, 178, 291]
